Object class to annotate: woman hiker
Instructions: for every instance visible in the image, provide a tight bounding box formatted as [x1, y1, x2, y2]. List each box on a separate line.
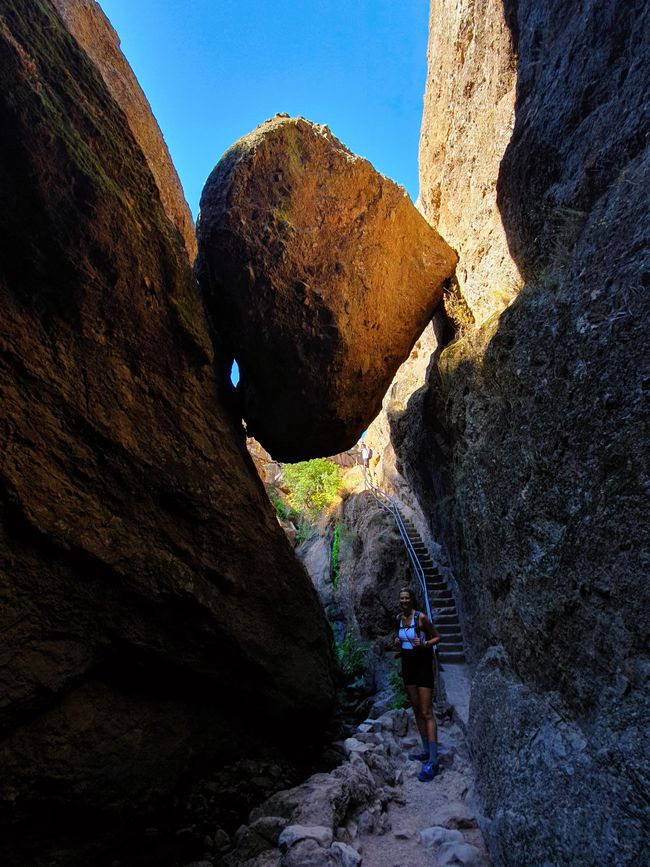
[394, 587, 441, 781]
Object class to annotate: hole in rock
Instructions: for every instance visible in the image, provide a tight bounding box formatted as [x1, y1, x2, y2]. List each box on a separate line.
[229, 359, 240, 386]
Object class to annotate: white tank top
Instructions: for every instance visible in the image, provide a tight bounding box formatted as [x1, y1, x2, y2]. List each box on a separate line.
[398, 612, 422, 649]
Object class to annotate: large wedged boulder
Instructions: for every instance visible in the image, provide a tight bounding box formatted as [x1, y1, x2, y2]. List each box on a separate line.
[197, 115, 457, 461]
[0, 0, 334, 852]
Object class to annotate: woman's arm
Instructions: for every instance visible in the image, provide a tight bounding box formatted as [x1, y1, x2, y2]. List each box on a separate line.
[418, 613, 441, 646]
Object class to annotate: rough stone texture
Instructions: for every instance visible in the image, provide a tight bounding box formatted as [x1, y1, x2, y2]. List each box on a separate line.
[50, 0, 197, 261]
[226, 708, 489, 867]
[0, 1, 333, 858]
[337, 494, 412, 641]
[394, 0, 650, 864]
[419, 0, 522, 323]
[196, 115, 458, 461]
[297, 492, 411, 647]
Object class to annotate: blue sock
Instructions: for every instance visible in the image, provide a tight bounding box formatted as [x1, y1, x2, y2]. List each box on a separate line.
[429, 741, 438, 764]
[420, 734, 429, 753]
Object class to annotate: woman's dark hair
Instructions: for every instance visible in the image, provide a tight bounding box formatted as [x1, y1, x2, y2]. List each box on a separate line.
[398, 587, 416, 604]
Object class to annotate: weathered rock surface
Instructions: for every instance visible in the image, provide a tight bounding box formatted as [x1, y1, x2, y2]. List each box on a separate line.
[390, 0, 650, 864]
[0, 1, 333, 858]
[419, 0, 521, 323]
[337, 493, 412, 641]
[224, 708, 489, 867]
[51, 0, 197, 260]
[197, 115, 458, 461]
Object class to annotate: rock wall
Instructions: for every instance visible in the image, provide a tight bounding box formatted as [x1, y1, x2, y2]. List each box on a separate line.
[390, 0, 650, 863]
[419, 0, 522, 323]
[0, 1, 334, 857]
[51, 0, 197, 261]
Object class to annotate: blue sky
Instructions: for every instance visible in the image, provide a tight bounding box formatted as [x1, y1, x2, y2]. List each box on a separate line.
[99, 0, 429, 217]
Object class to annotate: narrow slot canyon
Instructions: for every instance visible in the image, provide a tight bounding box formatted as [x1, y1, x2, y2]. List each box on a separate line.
[0, 1, 648, 866]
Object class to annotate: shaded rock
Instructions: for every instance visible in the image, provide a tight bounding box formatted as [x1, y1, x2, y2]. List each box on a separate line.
[437, 841, 484, 866]
[419, 826, 464, 849]
[197, 115, 457, 461]
[0, 0, 333, 857]
[339, 492, 412, 640]
[250, 816, 289, 845]
[278, 824, 333, 851]
[280, 838, 335, 867]
[51, 0, 197, 261]
[250, 760, 375, 831]
[390, 0, 650, 864]
[329, 841, 361, 867]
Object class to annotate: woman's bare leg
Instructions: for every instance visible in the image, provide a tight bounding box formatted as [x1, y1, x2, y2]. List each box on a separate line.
[418, 686, 437, 747]
[405, 684, 427, 743]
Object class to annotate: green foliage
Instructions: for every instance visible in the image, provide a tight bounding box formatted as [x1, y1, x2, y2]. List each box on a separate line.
[331, 524, 341, 590]
[295, 521, 312, 544]
[267, 489, 294, 523]
[283, 458, 342, 517]
[335, 629, 369, 683]
[388, 664, 411, 710]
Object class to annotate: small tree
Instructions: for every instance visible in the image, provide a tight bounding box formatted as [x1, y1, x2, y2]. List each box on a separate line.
[283, 458, 342, 518]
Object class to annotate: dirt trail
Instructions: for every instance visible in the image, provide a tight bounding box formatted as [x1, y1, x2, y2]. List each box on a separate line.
[345, 665, 490, 866]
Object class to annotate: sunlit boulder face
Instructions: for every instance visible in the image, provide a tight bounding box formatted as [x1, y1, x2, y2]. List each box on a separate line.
[0, 0, 334, 851]
[197, 115, 457, 461]
[51, 0, 197, 261]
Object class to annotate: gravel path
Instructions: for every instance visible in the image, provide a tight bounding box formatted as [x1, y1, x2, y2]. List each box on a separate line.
[353, 666, 490, 866]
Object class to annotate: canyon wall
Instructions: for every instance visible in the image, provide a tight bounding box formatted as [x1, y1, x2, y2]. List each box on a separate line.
[389, 0, 649, 863]
[0, 1, 334, 858]
[51, 0, 197, 260]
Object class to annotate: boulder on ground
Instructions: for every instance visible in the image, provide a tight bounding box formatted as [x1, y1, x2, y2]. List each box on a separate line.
[197, 115, 457, 461]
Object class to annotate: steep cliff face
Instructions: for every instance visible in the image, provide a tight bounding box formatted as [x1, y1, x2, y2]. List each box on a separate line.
[197, 115, 458, 461]
[0, 0, 333, 853]
[51, 0, 197, 261]
[395, 0, 650, 863]
[419, 0, 521, 322]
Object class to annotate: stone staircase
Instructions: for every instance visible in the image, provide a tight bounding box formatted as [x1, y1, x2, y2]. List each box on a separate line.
[399, 514, 466, 665]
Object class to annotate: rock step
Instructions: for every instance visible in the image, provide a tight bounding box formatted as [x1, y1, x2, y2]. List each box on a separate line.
[438, 651, 466, 664]
[437, 624, 462, 636]
[428, 588, 449, 599]
[429, 593, 456, 614]
[435, 613, 459, 625]
[429, 590, 453, 601]
[438, 633, 464, 646]
[426, 580, 447, 591]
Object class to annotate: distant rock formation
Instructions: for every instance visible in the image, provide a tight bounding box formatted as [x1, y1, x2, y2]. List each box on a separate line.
[197, 116, 458, 461]
[51, 0, 197, 261]
[0, 1, 333, 856]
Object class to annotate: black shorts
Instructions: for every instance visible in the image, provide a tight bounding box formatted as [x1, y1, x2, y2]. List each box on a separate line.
[401, 647, 434, 689]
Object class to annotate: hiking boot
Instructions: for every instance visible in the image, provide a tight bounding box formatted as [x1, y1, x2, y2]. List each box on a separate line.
[408, 751, 429, 762]
[417, 761, 438, 782]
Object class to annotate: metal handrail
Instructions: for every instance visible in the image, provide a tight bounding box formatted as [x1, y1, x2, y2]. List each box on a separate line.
[364, 471, 432, 620]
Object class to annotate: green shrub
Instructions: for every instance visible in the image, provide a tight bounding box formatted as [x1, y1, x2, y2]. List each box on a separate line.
[283, 458, 342, 518]
[331, 524, 341, 590]
[335, 629, 369, 683]
[388, 664, 410, 710]
[295, 521, 312, 544]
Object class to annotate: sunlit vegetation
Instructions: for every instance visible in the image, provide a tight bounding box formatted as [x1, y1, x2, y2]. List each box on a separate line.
[282, 458, 342, 518]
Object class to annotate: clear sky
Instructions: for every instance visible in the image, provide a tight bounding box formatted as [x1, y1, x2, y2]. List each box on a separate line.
[99, 0, 429, 218]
